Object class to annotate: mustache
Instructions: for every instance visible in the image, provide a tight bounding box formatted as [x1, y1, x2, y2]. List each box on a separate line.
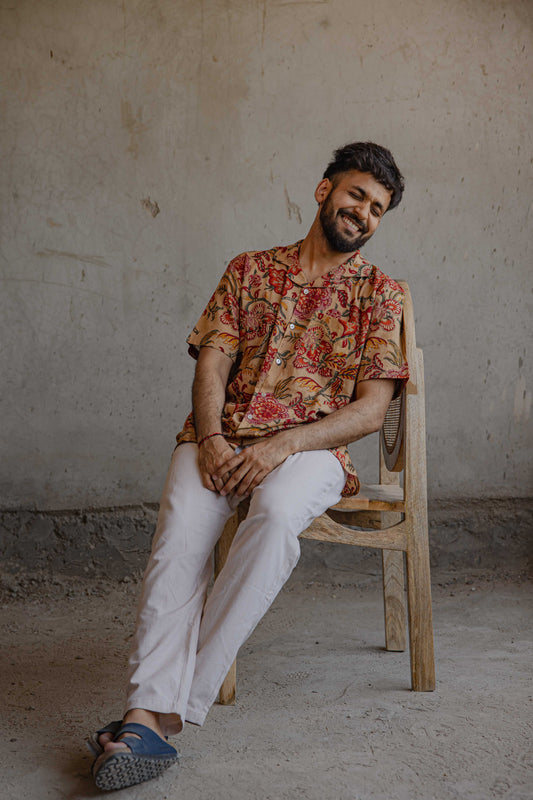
[339, 211, 368, 235]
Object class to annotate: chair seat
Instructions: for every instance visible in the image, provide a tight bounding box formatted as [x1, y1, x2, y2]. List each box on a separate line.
[331, 483, 404, 512]
[299, 483, 407, 549]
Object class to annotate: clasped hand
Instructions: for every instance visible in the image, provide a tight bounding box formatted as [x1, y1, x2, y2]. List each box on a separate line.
[197, 435, 289, 497]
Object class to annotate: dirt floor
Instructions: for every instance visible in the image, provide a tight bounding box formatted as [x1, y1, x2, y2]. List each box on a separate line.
[1, 564, 532, 800]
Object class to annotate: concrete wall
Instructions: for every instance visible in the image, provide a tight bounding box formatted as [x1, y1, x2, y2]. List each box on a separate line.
[1, 0, 532, 513]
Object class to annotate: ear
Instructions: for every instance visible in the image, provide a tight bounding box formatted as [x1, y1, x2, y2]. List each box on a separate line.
[314, 178, 331, 205]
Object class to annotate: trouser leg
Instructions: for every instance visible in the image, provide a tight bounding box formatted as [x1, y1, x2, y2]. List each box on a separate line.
[185, 449, 346, 726]
[125, 443, 237, 735]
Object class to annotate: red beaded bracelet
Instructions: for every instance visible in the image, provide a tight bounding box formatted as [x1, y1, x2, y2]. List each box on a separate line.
[197, 432, 224, 448]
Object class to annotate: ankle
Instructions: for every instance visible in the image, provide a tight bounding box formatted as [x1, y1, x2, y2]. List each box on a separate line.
[123, 708, 163, 737]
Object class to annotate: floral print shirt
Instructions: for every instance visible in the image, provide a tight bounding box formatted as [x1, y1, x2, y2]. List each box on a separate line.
[176, 241, 409, 496]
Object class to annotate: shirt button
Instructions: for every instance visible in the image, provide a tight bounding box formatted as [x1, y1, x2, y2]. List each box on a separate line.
[247, 414, 253, 420]
[303, 288, 309, 295]
[289, 323, 295, 330]
[275, 357, 282, 365]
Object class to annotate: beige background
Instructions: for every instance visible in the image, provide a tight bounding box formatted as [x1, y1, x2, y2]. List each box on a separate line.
[1, 0, 531, 510]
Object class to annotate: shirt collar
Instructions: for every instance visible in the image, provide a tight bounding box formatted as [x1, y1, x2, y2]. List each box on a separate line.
[273, 241, 374, 286]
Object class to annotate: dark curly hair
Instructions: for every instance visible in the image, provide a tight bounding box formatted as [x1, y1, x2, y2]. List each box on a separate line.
[323, 142, 405, 211]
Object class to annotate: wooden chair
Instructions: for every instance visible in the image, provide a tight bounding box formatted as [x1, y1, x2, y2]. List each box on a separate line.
[214, 282, 435, 704]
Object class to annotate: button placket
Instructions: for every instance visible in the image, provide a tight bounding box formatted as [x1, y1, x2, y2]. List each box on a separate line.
[242, 274, 295, 426]
[264, 277, 303, 372]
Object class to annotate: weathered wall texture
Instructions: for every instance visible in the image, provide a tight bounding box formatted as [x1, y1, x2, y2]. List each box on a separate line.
[2, 499, 531, 582]
[1, 0, 532, 514]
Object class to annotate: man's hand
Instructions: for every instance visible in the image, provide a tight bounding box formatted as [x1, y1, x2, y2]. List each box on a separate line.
[215, 436, 292, 498]
[197, 435, 245, 493]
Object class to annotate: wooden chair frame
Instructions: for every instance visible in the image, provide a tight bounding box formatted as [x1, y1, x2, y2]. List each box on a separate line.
[214, 282, 435, 704]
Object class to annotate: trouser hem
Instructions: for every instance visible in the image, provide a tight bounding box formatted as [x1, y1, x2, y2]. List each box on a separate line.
[185, 707, 208, 727]
[124, 696, 184, 737]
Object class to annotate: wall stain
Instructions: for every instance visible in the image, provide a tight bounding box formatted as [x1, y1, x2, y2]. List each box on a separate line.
[36, 249, 110, 267]
[121, 100, 147, 158]
[141, 197, 160, 218]
[513, 375, 531, 425]
[284, 187, 302, 224]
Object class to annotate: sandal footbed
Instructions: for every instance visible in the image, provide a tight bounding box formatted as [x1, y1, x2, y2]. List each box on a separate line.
[94, 751, 178, 791]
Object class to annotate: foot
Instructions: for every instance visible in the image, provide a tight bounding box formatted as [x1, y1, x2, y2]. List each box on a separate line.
[91, 714, 179, 791]
[99, 708, 164, 755]
[96, 729, 115, 749]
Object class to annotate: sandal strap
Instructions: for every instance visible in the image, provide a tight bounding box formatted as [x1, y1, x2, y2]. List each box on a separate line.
[96, 719, 123, 736]
[114, 722, 177, 757]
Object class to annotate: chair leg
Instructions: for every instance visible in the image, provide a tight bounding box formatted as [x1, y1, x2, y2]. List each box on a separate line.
[403, 348, 435, 691]
[405, 518, 435, 691]
[379, 466, 406, 652]
[382, 549, 406, 651]
[217, 660, 236, 705]
[214, 512, 239, 705]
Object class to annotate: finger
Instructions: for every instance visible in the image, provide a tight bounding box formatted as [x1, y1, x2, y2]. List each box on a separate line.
[248, 470, 268, 494]
[201, 471, 217, 492]
[215, 452, 244, 476]
[212, 474, 226, 493]
[219, 470, 232, 486]
[213, 465, 236, 492]
[235, 467, 265, 497]
[220, 463, 251, 496]
[233, 460, 266, 496]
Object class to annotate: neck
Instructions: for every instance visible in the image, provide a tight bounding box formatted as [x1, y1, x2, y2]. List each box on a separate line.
[299, 215, 358, 281]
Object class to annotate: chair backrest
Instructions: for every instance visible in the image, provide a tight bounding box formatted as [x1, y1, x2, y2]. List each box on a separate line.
[381, 391, 405, 472]
[379, 281, 415, 474]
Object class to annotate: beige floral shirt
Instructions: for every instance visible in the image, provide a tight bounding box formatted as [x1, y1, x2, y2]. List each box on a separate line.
[176, 241, 409, 496]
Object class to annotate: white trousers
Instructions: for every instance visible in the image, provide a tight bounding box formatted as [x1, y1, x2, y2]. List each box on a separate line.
[125, 442, 345, 736]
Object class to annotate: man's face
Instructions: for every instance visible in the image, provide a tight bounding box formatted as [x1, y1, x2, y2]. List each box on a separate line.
[318, 170, 392, 253]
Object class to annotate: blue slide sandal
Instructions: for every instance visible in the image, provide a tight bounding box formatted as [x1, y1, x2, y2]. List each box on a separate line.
[92, 722, 179, 791]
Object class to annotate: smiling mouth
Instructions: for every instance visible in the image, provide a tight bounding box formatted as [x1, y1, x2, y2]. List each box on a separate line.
[340, 213, 365, 236]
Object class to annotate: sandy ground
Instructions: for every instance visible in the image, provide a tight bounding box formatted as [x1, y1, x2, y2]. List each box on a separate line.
[1, 567, 532, 800]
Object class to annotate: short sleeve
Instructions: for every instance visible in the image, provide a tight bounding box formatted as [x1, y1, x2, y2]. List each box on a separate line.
[186, 254, 245, 361]
[356, 279, 409, 396]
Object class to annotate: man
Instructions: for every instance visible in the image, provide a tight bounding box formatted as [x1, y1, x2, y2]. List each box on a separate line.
[90, 142, 409, 791]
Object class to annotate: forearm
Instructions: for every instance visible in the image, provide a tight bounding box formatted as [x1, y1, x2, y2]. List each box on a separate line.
[278, 404, 376, 456]
[192, 347, 232, 441]
[192, 347, 244, 493]
[273, 379, 396, 459]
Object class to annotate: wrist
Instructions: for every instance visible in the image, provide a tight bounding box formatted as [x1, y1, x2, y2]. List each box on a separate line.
[198, 432, 224, 448]
[276, 428, 298, 459]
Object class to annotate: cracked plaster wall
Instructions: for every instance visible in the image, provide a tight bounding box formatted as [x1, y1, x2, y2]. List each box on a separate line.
[1, 0, 532, 514]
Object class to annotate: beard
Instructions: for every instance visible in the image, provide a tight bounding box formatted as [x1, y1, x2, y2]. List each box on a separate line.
[319, 193, 370, 253]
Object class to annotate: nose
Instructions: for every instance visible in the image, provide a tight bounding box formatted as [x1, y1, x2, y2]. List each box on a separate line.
[352, 198, 370, 224]
[348, 200, 370, 233]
